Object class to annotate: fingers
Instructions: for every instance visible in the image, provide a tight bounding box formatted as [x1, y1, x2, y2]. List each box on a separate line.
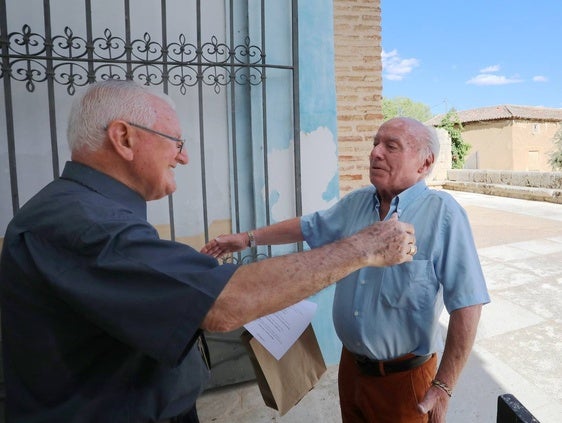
[392, 224, 417, 263]
[201, 233, 248, 258]
[358, 219, 417, 266]
[407, 243, 417, 256]
[400, 220, 415, 235]
[399, 224, 417, 258]
[200, 242, 213, 255]
[390, 213, 415, 235]
[200, 238, 225, 258]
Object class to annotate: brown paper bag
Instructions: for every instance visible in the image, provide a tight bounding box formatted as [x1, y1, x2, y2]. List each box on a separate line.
[240, 324, 327, 416]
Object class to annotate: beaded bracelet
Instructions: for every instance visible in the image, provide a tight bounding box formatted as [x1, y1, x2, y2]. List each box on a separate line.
[431, 379, 452, 397]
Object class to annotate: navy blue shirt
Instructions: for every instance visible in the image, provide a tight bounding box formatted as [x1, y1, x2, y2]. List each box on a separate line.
[0, 161, 237, 422]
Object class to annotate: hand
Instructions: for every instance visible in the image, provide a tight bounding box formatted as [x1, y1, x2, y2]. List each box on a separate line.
[200, 233, 248, 258]
[417, 385, 450, 423]
[352, 213, 416, 267]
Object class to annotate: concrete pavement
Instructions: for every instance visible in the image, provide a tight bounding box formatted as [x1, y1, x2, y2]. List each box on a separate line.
[197, 190, 562, 422]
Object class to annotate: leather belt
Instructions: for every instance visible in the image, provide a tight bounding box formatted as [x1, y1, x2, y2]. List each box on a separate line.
[354, 353, 433, 377]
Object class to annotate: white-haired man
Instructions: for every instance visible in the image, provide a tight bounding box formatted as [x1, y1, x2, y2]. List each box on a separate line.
[203, 117, 490, 423]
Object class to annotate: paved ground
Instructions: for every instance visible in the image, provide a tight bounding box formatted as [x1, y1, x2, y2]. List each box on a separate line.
[197, 190, 562, 422]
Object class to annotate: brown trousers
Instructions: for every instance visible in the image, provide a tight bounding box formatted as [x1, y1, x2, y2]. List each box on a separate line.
[338, 347, 437, 423]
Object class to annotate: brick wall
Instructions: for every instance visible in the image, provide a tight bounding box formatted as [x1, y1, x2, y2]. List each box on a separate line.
[333, 0, 383, 196]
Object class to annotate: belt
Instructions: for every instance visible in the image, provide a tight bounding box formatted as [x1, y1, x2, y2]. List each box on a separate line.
[354, 353, 433, 377]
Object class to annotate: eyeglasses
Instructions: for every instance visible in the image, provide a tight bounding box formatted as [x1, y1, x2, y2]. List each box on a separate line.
[127, 122, 185, 154]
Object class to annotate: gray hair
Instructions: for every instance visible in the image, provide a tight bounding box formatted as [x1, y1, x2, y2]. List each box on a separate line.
[66, 79, 175, 152]
[424, 124, 440, 169]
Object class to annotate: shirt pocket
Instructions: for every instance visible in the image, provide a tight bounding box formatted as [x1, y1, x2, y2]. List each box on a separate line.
[380, 260, 438, 311]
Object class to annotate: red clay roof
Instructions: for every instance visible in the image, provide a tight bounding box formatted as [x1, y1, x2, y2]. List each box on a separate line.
[426, 105, 562, 126]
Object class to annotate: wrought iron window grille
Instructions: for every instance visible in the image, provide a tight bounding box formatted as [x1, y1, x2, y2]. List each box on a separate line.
[0, 24, 276, 94]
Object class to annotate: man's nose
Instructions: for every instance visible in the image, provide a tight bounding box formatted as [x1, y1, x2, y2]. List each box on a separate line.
[177, 149, 189, 165]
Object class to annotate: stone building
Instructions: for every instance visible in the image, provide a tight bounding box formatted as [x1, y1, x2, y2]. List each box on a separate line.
[427, 105, 562, 171]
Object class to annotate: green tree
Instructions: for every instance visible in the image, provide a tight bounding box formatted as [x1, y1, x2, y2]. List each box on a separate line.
[437, 110, 470, 169]
[548, 125, 562, 171]
[382, 97, 433, 122]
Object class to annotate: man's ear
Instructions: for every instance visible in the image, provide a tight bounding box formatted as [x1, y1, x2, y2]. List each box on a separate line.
[106, 120, 135, 161]
[419, 153, 435, 174]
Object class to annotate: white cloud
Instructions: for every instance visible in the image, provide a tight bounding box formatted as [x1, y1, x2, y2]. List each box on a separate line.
[466, 74, 523, 86]
[533, 75, 548, 82]
[382, 49, 419, 81]
[480, 64, 501, 73]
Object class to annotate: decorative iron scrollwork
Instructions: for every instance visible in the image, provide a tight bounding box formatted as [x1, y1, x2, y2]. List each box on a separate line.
[1, 24, 265, 94]
[220, 252, 269, 265]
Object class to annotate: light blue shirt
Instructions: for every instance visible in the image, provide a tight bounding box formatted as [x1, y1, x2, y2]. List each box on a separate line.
[301, 181, 490, 360]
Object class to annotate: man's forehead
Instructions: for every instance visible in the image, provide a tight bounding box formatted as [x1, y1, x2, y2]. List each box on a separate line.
[376, 122, 407, 140]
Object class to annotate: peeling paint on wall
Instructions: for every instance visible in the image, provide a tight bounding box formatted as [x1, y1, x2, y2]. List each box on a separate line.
[266, 126, 338, 222]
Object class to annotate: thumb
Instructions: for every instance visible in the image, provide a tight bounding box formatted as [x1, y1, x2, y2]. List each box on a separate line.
[417, 402, 429, 415]
[417, 394, 435, 415]
[389, 212, 399, 220]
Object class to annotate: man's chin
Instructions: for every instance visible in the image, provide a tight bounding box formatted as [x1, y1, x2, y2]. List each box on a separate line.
[369, 171, 384, 184]
[166, 182, 177, 195]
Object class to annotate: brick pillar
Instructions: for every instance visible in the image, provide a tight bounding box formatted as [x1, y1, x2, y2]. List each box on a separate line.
[333, 0, 382, 196]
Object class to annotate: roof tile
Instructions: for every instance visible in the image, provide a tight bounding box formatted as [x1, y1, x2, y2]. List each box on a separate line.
[426, 105, 562, 126]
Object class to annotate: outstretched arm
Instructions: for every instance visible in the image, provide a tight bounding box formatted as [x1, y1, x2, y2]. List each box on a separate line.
[202, 215, 416, 332]
[201, 217, 303, 258]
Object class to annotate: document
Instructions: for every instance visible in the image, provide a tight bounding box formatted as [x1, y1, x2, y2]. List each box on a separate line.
[244, 299, 318, 360]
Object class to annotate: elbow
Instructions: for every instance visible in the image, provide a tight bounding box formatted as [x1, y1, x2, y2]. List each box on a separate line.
[201, 283, 254, 332]
[201, 308, 244, 333]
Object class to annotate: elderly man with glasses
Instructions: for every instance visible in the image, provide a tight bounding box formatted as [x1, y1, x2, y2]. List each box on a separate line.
[0, 79, 417, 423]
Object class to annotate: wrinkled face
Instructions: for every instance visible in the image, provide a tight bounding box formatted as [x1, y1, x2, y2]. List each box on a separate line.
[130, 98, 188, 201]
[369, 118, 430, 196]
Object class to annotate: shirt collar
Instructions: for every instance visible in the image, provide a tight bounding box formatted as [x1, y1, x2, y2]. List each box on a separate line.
[60, 161, 147, 219]
[373, 180, 428, 219]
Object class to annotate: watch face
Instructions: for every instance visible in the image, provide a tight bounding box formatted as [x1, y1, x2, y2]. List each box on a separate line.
[248, 231, 256, 247]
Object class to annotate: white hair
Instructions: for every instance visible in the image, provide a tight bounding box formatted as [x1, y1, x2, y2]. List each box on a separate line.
[425, 125, 441, 170]
[413, 123, 440, 176]
[424, 124, 440, 165]
[66, 79, 175, 152]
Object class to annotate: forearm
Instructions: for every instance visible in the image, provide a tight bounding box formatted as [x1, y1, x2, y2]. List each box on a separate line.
[252, 217, 304, 246]
[416, 304, 482, 419]
[435, 304, 482, 389]
[202, 217, 413, 331]
[200, 217, 303, 258]
[203, 237, 364, 331]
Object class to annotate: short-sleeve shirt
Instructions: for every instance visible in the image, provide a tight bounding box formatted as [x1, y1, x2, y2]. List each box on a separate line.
[301, 181, 490, 360]
[0, 161, 237, 422]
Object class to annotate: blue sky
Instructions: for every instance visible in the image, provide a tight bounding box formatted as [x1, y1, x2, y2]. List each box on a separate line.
[381, 0, 562, 116]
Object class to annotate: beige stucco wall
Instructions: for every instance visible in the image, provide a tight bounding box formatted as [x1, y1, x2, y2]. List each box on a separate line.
[463, 121, 514, 170]
[333, 0, 382, 196]
[512, 120, 559, 171]
[463, 119, 560, 171]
